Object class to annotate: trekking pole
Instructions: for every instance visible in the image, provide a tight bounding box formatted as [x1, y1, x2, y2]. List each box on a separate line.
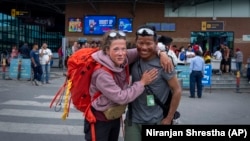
[2, 57, 6, 80]
[17, 59, 22, 80]
[236, 71, 240, 93]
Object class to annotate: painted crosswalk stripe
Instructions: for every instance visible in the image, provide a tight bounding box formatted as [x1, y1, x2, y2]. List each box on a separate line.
[2, 100, 76, 109]
[0, 109, 83, 120]
[0, 121, 83, 135]
[35, 95, 58, 99]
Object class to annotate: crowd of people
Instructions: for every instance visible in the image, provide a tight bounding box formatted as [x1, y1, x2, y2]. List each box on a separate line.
[1, 42, 54, 86]
[160, 41, 246, 76]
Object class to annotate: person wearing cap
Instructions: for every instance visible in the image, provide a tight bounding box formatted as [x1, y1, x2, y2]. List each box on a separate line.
[124, 25, 181, 141]
[235, 48, 243, 75]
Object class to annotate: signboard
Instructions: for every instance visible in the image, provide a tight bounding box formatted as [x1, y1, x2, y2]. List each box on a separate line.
[176, 65, 190, 88]
[201, 21, 224, 31]
[242, 35, 250, 41]
[176, 64, 212, 88]
[202, 64, 212, 86]
[11, 9, 29, 17]
[9, 59, 31, 80]
[68, 18, 82, 32]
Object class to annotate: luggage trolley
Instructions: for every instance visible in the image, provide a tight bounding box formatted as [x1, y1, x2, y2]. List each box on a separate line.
[230, 58, 237, 74]
[211, 59, 222, 75]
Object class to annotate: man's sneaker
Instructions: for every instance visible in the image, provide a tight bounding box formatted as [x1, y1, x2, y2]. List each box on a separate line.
[34, 80, 39, 86]
[46, 82, 51, 84]
[32, 80, 35, 85]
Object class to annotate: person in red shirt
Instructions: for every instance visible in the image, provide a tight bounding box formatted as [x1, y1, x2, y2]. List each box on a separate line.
[57, 45, 63, 68]
[9, 44, 19, 64]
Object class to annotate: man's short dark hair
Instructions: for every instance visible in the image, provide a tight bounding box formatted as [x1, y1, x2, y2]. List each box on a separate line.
[158, 35, 173, 46]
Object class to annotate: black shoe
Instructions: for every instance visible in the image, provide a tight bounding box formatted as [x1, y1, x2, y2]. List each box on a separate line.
[198, 96, 202, 98]
[189, 96, 195, 98]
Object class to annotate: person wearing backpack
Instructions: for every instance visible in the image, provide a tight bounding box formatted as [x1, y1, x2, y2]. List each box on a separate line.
[84, 30, 173, 141]
[178, 46, 186, 65]
[124, 25, 182, 141]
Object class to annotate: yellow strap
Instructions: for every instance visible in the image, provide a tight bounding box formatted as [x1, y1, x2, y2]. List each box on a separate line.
[61, 80, 72, 120]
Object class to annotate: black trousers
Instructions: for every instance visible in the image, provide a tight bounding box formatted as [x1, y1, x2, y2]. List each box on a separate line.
[84, 118, 120, 141]
[31, 65, 43, 81]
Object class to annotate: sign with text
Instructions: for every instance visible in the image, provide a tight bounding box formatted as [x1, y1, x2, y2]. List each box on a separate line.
[202, 64, 212, 86]
[9, 59, 31, 80]
[201, 21, 224, 31]
[11, 9, 29, 17]
[176, 64, 212, 88]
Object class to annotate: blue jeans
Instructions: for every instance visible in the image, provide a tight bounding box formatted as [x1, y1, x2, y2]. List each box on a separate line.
[236, 62, 242, 74]
[190, 71, 203, 97]
[41, 64, 50, 83]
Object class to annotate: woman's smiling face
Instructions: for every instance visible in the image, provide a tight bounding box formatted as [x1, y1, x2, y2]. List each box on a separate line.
[106, 39, 127, 66]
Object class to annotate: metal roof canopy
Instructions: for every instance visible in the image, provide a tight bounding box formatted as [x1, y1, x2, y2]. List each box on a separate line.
[1, 0, 218, 15]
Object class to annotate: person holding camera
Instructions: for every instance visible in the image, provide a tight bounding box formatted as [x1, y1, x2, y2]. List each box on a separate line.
[39, 42, 52, 84]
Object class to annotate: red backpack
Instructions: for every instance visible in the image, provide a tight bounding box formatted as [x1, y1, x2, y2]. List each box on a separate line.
[50, 47, 113, 141]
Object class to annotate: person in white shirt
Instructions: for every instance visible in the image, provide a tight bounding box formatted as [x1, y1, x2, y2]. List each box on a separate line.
[39, 42, 52, 84]
[71, 41, 78, 54]
[157, 35, 178, 66]
[185, 45, 195, 64]
[213, 47, 222, 60]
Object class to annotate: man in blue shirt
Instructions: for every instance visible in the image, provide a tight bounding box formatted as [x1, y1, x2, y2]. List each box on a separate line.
[30, 43, 43, 86]
[189, 50, 205, 98]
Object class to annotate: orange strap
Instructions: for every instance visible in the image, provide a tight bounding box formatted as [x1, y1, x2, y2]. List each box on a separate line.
[91, 123, 96, 141]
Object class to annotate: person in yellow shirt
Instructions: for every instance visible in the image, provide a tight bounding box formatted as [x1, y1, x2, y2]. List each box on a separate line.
[203, 50, 211, 64]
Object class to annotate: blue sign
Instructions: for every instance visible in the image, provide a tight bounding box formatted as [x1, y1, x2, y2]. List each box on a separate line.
[84, 15, 116, 35]
[202, 64, 212, 86]
[176, 64, 212, 88]
[9, 59, 31, 80]
[118, 18, 133, 33]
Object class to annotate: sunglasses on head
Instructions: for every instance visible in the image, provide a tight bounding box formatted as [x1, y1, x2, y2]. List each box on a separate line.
[108, 31, 126, 38]
[136, 28, 155, 36]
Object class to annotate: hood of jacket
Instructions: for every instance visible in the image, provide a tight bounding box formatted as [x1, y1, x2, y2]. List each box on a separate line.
[91, 50, 128, 73]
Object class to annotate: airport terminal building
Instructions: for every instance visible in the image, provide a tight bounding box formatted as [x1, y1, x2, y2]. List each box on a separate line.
[1, 0, 250, 63]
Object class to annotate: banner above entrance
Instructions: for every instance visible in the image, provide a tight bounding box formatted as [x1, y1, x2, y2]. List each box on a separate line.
[201, 21, 224, 31]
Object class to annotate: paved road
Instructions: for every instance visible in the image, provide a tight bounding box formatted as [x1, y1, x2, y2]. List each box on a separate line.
[0, 68, 250, 141]
[0, 68, 125, 141]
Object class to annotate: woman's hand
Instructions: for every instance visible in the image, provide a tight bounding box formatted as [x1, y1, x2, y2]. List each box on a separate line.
[140, 68, 158, 86]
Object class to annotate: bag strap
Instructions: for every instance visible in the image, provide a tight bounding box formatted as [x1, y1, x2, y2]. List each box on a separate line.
[137, 58, 168, 115]
[138, 59, 180, 122]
